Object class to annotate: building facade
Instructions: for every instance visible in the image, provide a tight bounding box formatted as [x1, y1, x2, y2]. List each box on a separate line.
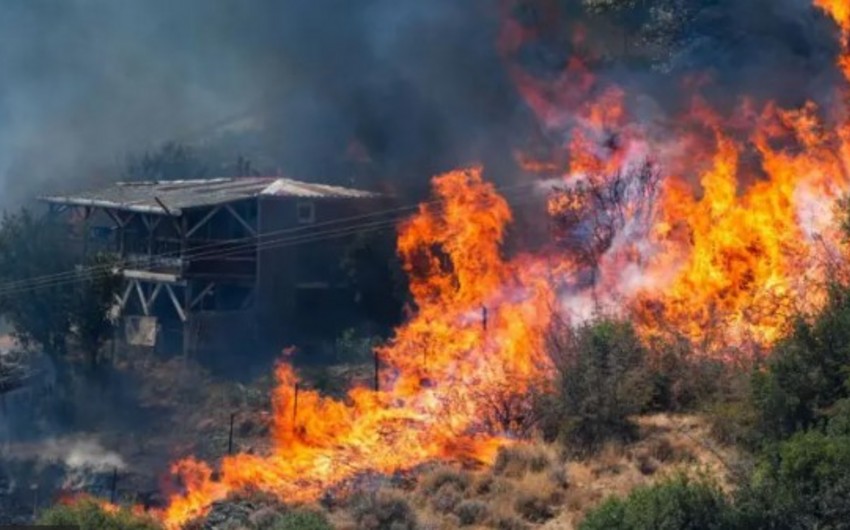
[40, 177, 385, 356]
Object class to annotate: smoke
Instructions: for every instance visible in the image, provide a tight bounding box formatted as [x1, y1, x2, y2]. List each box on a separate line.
[0, 0, 526, 208]
[1, 0, 841, 210]
[13, 435, 127, 479]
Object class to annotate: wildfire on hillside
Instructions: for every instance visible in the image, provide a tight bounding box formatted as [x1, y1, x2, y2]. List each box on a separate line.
[110, 1, 850, 527]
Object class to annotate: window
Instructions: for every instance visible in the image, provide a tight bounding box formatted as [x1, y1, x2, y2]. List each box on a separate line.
[296, 201, 315, 224]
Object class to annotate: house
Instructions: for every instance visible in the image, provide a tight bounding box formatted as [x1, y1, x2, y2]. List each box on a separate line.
[39, 177, 387, 355]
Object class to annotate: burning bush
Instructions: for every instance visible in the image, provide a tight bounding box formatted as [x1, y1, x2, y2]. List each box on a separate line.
[539, 318, 653, 452]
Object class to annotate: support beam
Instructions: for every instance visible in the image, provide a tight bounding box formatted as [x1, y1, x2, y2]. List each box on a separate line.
[190, 282, 214, 309]
[140, 214, 163, 232]
[186, 205, 222, 238]
[123, 269, 183, 285]
[224, 204, 257, 237]
[134, 280, 148, 316]
[240, 285, 256, 310]
[118, 281, 134, 310]
[166, 284, 187, 322]
[146, 283, 163, 313]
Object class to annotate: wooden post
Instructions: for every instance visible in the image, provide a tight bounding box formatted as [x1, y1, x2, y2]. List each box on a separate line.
[228, 412, 235, 455]
[482, 306, 488, 332]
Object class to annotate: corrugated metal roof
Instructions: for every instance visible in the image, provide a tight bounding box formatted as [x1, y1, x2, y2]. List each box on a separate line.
[40, 177, 379, 216]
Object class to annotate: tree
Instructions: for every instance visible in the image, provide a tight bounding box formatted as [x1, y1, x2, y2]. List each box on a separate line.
[70, 253, 122, 366]
[0, 209, 75, 355]
[737, 430, 850, 529]
[0, 209, 121, 365]
[751, 284, 850, 442]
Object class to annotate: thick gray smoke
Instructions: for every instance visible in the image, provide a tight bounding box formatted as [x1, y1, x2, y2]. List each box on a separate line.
[0, 0, 843, 209]
[0, 0, 524, 208]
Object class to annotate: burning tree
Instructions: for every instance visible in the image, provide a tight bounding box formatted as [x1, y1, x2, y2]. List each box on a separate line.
[548, 157, 661, 285]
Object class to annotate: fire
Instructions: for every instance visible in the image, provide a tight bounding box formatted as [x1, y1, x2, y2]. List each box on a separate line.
[70, 1, 850, 526]
[816, 0, 850, 80]
[160, 168, 556, 528]
[505, 0, 850, 356]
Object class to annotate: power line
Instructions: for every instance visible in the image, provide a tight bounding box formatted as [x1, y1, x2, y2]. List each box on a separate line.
[0, 182, 543, 297]
[0, 181, 531, 292]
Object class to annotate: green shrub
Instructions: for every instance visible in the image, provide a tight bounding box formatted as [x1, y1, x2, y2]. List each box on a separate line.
[705, 398, 760, 450]
[38, 498, 161, 530]
[541, 318, 653, 452]
[271, 509, 333, 530]
[752, 285, 850, 442]
[646, 337, 734, 412]
[579, 476, 735, 530]
[826, 397, 850, 436]
[737, 430, 850, 529]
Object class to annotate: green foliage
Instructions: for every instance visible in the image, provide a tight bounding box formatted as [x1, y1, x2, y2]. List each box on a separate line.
[825, 398, 850, 436]
[38, 498, 161, 530]
[704, 398, 760, 450]
[0, 209, 75, 355]
[737, 430, 850, 528]
[270, 509, 333, 530]
[541, 318, 653, 452]
[646, 335, 739, 412]
[751, 285, 850, 442]
[0, 209, 121, 364]
[70, 253, 123, 365]
[579, 476, 736, 530]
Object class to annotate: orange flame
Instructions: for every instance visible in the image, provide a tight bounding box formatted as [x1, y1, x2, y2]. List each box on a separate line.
[83, 2, 850, 526]
[160, 168, 556, 528]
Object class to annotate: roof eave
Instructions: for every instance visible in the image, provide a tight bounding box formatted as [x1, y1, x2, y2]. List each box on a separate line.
[39, 196, 180, 216]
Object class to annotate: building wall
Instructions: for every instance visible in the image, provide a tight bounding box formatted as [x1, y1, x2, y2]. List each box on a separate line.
[255, 196, 388, 349]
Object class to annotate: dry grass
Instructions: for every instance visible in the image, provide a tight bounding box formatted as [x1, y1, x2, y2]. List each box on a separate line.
[322, 414, 738, 530]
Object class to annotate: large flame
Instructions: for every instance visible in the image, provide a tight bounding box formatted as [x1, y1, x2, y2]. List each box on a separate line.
[131, 2, 850, 527]
[160, 168, 556, 528]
